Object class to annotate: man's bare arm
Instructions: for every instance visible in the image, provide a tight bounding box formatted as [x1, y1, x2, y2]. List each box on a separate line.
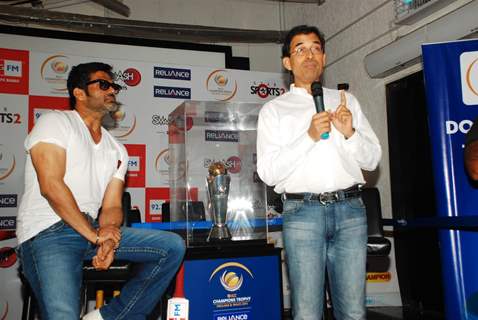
[92, 178, 125, 270]
[98, 178, 124, 229]
[30, 142, 120, 245]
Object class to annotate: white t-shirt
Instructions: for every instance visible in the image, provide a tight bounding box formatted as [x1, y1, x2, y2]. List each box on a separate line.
[16, 110, 129, 244]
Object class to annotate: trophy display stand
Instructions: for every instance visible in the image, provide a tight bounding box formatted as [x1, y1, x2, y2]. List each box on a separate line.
[155, 101, 284, 319]
[168, 101, 270, 248]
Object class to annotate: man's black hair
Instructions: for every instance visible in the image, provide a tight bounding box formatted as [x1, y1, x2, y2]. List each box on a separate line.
[67, 62, 114, 109]
[281, 25, 325, 58]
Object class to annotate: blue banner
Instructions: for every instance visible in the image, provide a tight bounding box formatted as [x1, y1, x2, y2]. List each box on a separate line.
[184, 255, 282, 319]
[422, 39, 478, 319]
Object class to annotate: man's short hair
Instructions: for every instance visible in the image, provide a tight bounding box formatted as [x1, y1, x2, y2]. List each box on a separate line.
[67, 62, 114, 109]
[282, 25, 325, 58]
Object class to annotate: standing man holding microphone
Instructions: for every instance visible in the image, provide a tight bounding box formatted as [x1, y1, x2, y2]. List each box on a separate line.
[256, 25, 381, 319]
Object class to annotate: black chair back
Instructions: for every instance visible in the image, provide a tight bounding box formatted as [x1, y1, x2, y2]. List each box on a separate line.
[362, 187, 391, 256]
[161, 201, 205, 222]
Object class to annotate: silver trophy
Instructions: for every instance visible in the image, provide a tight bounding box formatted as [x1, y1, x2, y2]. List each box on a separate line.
[206, 162, 232, 242]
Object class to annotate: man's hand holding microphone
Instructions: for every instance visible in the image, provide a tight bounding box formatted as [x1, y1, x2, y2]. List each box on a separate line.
[308, 81, 355, 141]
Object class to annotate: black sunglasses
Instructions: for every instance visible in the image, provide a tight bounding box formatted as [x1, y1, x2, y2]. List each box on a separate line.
[86, 79, 122, 92]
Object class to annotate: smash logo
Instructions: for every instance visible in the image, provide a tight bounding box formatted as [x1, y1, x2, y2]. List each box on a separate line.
[114, 68, 142, 87]
[204, 157, 241, 174]
[250, 82, 286, 99]
[226, 156, 241, 174]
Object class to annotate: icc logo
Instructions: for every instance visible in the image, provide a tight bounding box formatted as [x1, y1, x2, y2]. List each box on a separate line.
[206, 69, 238, 101]
[209, 262, 254, 292]
[460, 51, 478, 106]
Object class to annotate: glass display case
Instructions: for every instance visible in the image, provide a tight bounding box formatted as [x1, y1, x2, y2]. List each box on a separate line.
[167, 101, 269, 247]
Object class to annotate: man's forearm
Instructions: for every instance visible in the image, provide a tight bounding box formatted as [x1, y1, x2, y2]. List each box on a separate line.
[42, 179, 97, 243]
[98, 207, 124, 228]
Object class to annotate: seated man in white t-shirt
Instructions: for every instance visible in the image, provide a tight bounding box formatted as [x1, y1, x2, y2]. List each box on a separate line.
[16, 62, 185, 320]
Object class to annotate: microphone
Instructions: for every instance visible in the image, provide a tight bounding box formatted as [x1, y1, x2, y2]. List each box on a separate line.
[311, 81, 329, 140]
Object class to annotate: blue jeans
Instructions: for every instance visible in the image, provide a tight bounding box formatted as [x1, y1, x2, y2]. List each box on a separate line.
[282, 195, 367, 320]
[18, 220, 185, 320]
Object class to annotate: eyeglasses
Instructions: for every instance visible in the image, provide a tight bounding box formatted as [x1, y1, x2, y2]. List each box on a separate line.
[290, 45, 323, 57]
[86, 79, 122, 93]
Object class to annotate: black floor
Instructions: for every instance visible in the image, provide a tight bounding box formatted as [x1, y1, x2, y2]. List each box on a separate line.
[368, 307, 404, 319]
[283, 307, 404, 319]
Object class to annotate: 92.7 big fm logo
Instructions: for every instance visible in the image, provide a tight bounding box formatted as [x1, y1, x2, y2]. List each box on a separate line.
[0, 48, 29, 95]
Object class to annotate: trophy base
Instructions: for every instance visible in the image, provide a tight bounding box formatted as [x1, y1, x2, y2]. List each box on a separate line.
[206, 225, 232, 242]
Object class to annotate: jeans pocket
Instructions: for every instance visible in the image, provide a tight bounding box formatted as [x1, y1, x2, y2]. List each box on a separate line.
[34, 220, 65, 240]
[282, 199, 304, 215]
[345, 196, 366, 210]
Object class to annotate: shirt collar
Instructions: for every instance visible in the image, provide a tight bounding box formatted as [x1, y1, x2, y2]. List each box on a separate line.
[290, 84, 311, 97]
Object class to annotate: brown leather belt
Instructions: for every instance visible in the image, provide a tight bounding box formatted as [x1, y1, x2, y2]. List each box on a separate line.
[284, 185, 362, 205]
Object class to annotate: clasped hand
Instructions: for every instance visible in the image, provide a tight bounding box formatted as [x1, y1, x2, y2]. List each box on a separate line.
[93, 225, 121, 270]
[96, 224, 121, 247]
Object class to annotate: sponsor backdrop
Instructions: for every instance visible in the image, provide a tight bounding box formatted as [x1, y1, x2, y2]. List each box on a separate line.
[0, 32, 289, 319]
[0, 31, 400, 318]
[422, 39, 478, 319]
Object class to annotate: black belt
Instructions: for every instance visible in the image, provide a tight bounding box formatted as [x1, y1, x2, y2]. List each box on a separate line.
[284, 185, 362, 205]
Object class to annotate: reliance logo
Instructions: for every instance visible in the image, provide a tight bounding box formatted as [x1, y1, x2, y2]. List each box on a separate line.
[205, 130, 239, 142]
[0, 216, 16, 229]
[154, 86, 191, 99]
[460, 51, 478, 105]
[154, 67, 191, 81]
[0, 194, 17, 207]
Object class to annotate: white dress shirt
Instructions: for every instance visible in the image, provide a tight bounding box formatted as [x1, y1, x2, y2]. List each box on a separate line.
[256, 84, 381, 194]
